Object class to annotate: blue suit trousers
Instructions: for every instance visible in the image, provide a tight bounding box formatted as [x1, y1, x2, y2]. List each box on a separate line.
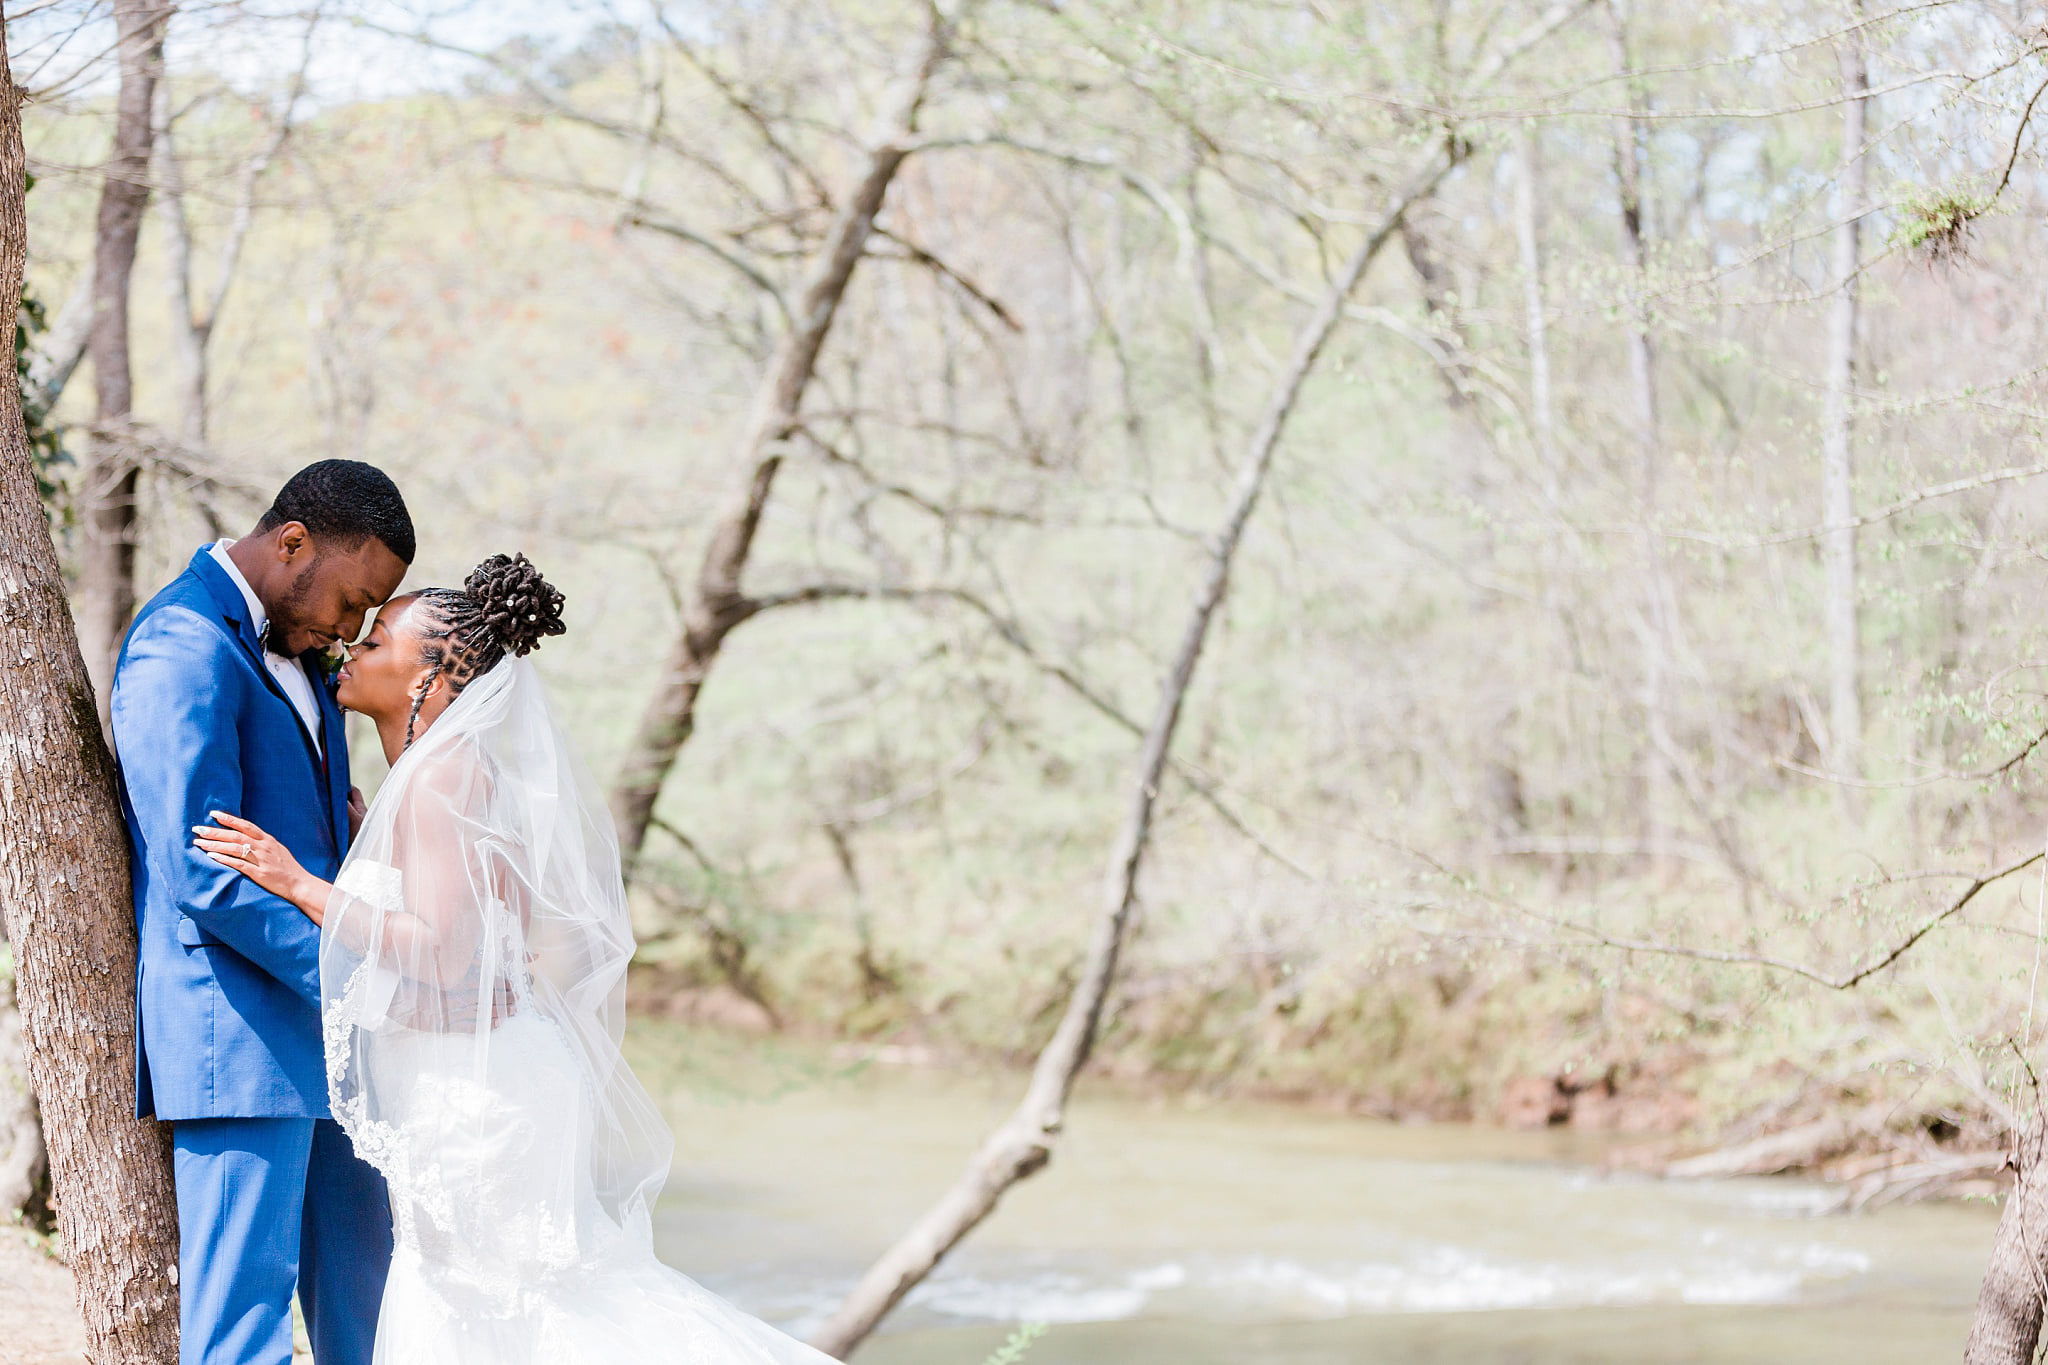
[173, 1117, 393, 1365]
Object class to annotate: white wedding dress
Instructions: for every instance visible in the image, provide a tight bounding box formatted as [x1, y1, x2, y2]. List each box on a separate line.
[321, 660, 841, 1364]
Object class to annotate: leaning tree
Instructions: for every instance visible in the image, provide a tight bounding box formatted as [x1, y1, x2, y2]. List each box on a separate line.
[0, 9, 180, 1361]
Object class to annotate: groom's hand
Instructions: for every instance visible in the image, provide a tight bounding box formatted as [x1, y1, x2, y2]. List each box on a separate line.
[347, 787, 368, 840]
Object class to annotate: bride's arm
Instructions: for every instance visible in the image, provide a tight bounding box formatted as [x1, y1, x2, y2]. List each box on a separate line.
[384, 781, 488, 989]
[197, 799, 473, 987]
[194, 811, 334, 925]
[203, 753, 500, 996]
[331, 755, 497, 992]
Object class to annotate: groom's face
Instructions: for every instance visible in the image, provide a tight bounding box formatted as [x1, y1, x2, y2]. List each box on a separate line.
[267, 528, 408, 657]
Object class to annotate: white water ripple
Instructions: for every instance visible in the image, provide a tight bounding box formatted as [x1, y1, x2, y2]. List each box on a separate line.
[838, 1238, 1876, 1327]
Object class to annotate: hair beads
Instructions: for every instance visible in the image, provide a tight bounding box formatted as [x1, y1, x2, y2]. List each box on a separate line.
[404, 553, 567, 747]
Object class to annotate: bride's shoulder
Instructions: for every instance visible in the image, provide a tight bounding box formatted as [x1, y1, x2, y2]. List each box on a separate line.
[400, 737, 495, 804]
[376, 743, 505, 848]
[334, 857, 402, 910]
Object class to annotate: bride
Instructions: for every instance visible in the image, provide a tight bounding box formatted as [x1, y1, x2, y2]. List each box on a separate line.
[194, 553, 841, 1365]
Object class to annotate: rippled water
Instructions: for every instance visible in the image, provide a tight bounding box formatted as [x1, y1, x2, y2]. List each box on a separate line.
[629, 1023, 1996, 1363]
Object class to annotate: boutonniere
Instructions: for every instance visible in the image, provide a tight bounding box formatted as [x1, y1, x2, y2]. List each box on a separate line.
[317, 643, 349, 689]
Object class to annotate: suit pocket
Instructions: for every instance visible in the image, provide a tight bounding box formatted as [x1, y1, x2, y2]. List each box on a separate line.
[176, 916, 226, 948]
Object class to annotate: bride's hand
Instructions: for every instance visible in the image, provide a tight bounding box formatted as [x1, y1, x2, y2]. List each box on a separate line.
[194, 811, 327, 921]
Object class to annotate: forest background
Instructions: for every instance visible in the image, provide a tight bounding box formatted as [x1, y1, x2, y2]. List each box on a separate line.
[7, 0, 2048, 1280]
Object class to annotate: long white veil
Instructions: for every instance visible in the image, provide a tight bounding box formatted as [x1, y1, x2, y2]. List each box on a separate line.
[319, 656, 674, 1244]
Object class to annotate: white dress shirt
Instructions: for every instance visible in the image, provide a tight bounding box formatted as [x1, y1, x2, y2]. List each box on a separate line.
[209, 538, 324, 755]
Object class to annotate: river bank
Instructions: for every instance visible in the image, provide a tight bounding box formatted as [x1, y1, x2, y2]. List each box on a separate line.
[625, 960, 2019, 1211]
[515, 1018, 2014, 1360]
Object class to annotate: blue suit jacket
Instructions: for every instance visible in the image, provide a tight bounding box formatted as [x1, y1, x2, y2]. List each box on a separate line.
[112, 547, 352, 1121]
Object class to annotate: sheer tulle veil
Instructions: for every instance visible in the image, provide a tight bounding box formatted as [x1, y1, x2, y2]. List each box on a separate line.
[319, 655, 675, 1243]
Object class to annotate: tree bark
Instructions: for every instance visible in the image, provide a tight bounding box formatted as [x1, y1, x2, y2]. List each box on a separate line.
[0, 14, 183, 1360]
[606, 9, 955, 873]
[74, 0, 172, 722]
[1966, 1109, 2048, 1364]
[805, 130, 1469, 1361]
[1821, 7, 1868, 793]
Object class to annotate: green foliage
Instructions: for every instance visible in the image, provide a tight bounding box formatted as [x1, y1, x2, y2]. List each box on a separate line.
[6, 1221, 61, 1262]
[15, 184, 69, 522]
[1891, 190, 1991, 264]
[979, 1323, 1047, 1365]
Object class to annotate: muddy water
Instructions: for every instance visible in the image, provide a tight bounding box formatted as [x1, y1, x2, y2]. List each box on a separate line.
[632, 1025, 1994, 1363]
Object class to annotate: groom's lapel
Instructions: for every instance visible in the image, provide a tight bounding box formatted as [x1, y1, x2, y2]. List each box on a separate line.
[191, 547, 337, 819]
[190, 549, 267, 661]
[315, 674, 351, 852]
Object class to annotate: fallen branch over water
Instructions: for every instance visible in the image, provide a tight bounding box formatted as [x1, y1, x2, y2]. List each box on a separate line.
[1846, 1149, 2008, 1212]
[1662, 1103, 1896, 1180]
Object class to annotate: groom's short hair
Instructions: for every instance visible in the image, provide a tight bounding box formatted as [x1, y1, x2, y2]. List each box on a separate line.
[257, 460, 416, 564]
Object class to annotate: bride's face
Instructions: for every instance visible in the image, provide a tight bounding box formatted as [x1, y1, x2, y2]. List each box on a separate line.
[336, 595, 436, 722]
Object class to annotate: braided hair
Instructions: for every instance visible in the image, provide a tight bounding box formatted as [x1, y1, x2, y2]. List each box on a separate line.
[403, 553, 567, 747]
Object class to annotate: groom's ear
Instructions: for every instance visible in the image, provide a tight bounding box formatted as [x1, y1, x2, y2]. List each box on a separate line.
[272, 521, 311, 562]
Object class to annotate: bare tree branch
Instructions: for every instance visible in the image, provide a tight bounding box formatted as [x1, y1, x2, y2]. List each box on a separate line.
[607, 4, 968, 873]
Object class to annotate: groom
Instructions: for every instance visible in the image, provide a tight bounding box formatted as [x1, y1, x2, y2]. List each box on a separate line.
[111, 460, 411, 1365]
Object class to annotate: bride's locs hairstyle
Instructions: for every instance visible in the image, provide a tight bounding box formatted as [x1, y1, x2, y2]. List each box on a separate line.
[404, 552, 568, 746]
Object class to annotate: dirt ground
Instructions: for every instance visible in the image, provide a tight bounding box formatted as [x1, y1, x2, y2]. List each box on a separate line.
[0, 1229, 84, 1365]
[0, 1228, 326, 1364]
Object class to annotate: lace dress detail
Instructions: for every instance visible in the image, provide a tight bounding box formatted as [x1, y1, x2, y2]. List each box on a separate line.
[329, 860, 831, 1364]
[324, 664, 840, 1365]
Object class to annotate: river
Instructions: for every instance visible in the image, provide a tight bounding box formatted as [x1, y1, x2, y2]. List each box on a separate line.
[631, 1023, 1996, 1363]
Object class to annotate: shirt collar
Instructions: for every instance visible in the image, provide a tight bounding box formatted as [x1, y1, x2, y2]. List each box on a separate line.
[207, 538, 270, 640]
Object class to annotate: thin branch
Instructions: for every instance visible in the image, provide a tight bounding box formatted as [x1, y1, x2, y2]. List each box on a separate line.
[622, 209, 791, 316]
[1773, 725, 2048, 792]
[1561, 851, 2045, 990]
[1987, 69, 2048, 206]
[871, 225, 1022, 331]
[1555, 463, 2048, 550]
[731, 578, 1316, 879]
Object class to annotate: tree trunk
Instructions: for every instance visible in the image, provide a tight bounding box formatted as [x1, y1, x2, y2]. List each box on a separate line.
[155, 58, 300, 446]
[1399, 220, 1472, 414]
[805, 128, 1470, 1360]
[606, 10, 954, 874]
[1965, 1109, 2048, 1364]
[0, 15, 183, 1360]
[1821, 8, 1868, 793]
[1510, 121, 1558, 490]
[152, 78, 208, 444]
[1605, 0, 1678, 872]
[74, 0, 172, 721]
[24, 272, 91, 411]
